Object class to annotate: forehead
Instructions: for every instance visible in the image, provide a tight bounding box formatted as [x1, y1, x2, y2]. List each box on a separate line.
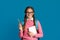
[27, 8, 33, 12]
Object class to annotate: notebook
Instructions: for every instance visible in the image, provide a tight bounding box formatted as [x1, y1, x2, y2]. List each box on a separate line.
[28, 26, 37, 35]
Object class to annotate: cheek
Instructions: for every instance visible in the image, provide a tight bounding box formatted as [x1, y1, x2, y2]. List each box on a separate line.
[30, 14, 33, 16]
[26, 15, 28, 17]
[26, 13, 28, 16]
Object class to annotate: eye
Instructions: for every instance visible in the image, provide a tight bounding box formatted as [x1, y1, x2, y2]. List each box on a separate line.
[26, 12, 34, 13]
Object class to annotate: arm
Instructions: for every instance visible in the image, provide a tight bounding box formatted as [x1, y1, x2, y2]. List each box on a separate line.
[19, 24, 31, 39]
[34, 21, 43, 38]
[19, 23, 23, 38]
[19, 30, 23, 38]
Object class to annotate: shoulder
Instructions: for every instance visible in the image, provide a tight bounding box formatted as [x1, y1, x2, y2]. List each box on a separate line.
[35, 19, 39, 22]
[35, 19, 41, 24]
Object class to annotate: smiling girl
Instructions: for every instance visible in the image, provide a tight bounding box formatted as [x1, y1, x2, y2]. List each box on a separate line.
[19, 6, 43, 40]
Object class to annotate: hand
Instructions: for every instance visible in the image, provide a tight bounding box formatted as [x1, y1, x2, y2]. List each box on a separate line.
[28, 32, 35, 37]
[19, 24, 23, 31]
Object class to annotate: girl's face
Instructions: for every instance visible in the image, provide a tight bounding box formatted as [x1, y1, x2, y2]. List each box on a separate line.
[26, 8, 34, 19]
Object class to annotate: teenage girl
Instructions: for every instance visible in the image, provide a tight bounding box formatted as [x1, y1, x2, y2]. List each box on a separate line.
[19, 6, 43, 40]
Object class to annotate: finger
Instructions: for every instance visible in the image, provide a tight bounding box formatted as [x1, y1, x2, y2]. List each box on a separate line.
[19, 24, 22, 27]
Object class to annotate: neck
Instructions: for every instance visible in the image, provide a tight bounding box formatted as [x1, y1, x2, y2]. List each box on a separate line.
[27, 17, 33, 19]
[27, 17, 33, 20]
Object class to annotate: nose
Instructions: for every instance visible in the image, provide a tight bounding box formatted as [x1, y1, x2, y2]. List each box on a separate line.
[28, 14, 30, 16]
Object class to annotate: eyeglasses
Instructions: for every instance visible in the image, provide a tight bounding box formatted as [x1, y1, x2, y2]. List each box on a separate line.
[26, 12, 34, 14]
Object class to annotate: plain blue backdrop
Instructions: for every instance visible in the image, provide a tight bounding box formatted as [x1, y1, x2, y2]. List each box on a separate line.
[0, 0, 59, 40]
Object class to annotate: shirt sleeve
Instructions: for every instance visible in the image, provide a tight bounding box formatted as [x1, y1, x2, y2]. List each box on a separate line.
[19, 23, 31, 39]
[34, 21, 43, 38]
[19, 30, 23, 38]
[19, 23, 23, 38]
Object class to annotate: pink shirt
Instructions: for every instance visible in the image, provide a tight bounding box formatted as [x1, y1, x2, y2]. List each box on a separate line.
[19, 20, 43, 40]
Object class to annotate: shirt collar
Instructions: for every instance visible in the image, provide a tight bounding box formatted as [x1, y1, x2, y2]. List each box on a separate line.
[27, 17, 33, 20]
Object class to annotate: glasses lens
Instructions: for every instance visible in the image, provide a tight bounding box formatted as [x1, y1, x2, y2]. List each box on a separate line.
[27, 12, 34, 13]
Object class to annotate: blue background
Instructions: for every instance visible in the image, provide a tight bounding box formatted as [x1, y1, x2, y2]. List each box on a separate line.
[0, 0, 59, 40]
